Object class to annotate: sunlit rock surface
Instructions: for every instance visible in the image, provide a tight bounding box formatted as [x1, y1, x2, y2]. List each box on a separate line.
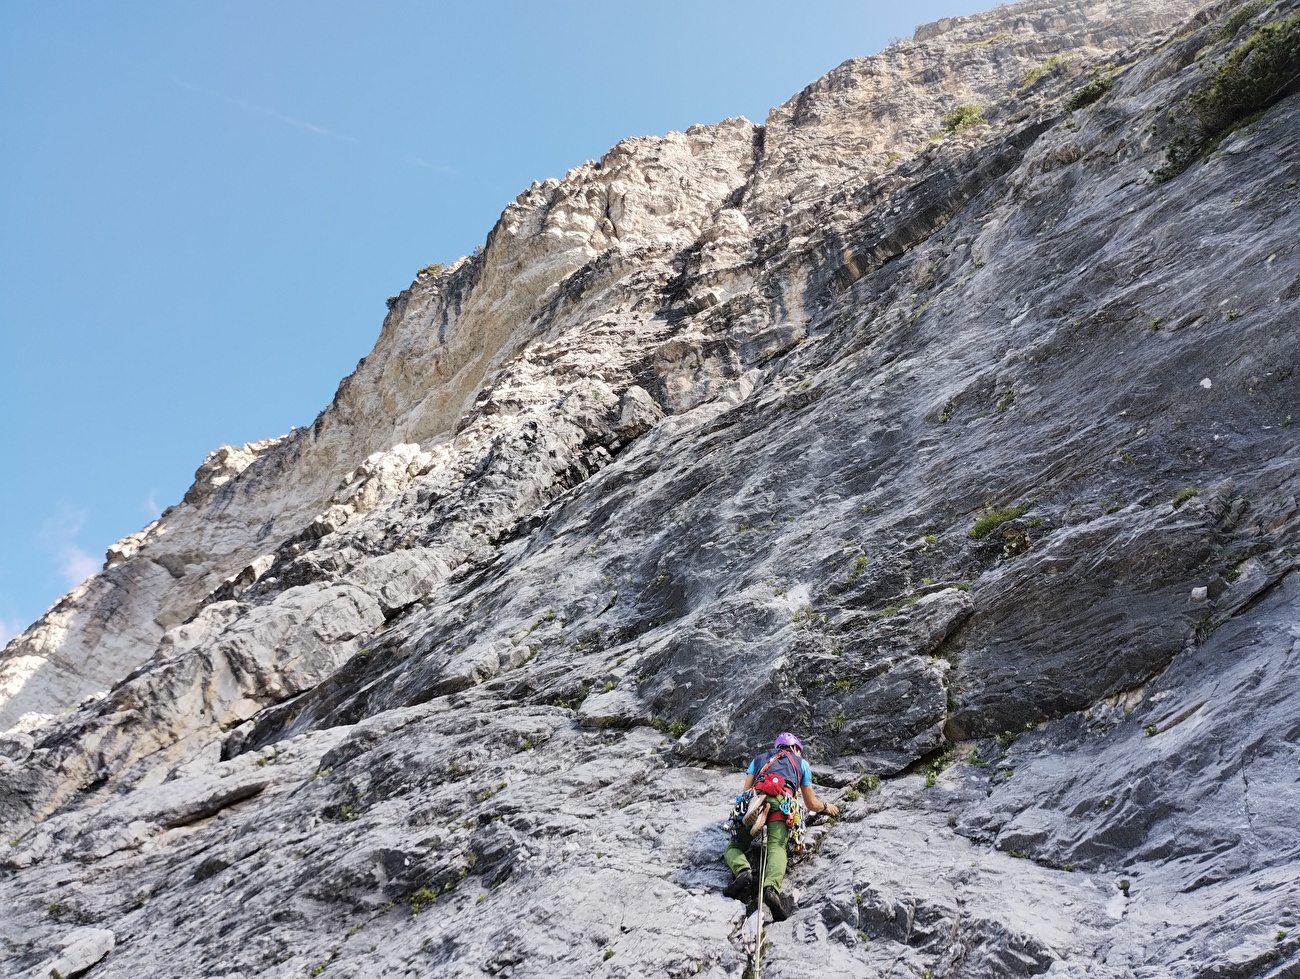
[3, 0, 1299, 976]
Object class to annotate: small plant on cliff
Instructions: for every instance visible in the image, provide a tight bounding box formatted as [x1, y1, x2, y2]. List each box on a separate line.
[847, 555, 868, 585]
[969, 505, 1027, 539]
[547, 682, 590, 710]
[943, 103, 986, 134]
[407, 887, 438, 916]
[417, 263, 444, 277]
[1172, 486, 1200, 509]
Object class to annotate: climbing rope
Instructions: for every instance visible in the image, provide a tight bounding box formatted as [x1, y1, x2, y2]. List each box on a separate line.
[754, 826, 767, 979]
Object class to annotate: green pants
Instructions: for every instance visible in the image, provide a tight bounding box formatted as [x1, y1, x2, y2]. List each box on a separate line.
[724, 819, 789, 892]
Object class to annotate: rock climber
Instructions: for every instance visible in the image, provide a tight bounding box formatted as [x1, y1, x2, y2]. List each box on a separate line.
[722, 732, 839, 921]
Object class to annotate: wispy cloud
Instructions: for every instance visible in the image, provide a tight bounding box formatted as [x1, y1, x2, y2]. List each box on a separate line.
[0, 616, 25, 648]
[400, 154, 457, 175]
[170, 74, 452, 172]
[145, 492, 163, 520]
[170, 74, 358, 144]
[39, 507, 101, 589]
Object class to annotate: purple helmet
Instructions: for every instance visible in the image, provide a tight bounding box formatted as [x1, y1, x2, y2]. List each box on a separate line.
[774, 732, 803, 752]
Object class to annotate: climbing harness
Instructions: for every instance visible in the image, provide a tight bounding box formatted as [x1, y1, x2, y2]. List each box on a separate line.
[730, 788, 807, 857]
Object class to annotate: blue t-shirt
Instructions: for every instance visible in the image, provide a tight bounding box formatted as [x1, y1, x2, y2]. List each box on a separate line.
[747, 750, 812, 787]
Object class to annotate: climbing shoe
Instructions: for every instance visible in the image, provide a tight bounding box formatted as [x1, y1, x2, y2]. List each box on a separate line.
[723, 869, 754, 902]
[762, 887, 794, 922]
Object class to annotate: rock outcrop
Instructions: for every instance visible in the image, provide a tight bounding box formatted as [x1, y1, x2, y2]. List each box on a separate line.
[3, 0, 1299, 976]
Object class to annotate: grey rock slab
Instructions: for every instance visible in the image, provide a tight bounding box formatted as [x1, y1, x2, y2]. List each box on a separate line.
[7, 2, 1300, 978]
[29, 928, 114, 979]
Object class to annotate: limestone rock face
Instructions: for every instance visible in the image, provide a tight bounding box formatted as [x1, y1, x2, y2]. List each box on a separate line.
[4, 0, 1300, 976]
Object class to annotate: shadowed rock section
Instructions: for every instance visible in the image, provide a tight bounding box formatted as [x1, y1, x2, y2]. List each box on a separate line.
[2, 0, 1300, 976]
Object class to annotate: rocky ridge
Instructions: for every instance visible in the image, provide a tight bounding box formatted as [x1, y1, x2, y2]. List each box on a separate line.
[2, 0, 1300, 976]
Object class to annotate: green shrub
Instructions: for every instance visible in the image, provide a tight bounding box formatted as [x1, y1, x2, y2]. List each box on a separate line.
[1157, 14, 1300, 180]
[943, 104, 986, 134]
[969, 505, 1027, 539]
[1172, 486, 1200, 509]
[1219, 1, 1266, 40]
[1068, 74, 1114, 110]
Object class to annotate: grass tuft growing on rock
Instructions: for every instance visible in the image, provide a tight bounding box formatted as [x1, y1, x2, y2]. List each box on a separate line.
[846, 554, 868, 585]
[1172, 486, 1200, 509]
[1019, 52, 1075, 89]
[407, 887, 438, 916]
[969, 505, 1027, 539]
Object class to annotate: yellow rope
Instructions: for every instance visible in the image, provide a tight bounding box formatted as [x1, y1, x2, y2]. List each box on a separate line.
[754, 825, 767, 979]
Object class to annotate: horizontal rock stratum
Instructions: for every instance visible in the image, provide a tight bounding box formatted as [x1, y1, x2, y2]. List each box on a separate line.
[3, 0, 1299, 976]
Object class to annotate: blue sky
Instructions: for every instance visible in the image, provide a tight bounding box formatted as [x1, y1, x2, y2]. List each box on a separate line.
[0, 0, 989, 642]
